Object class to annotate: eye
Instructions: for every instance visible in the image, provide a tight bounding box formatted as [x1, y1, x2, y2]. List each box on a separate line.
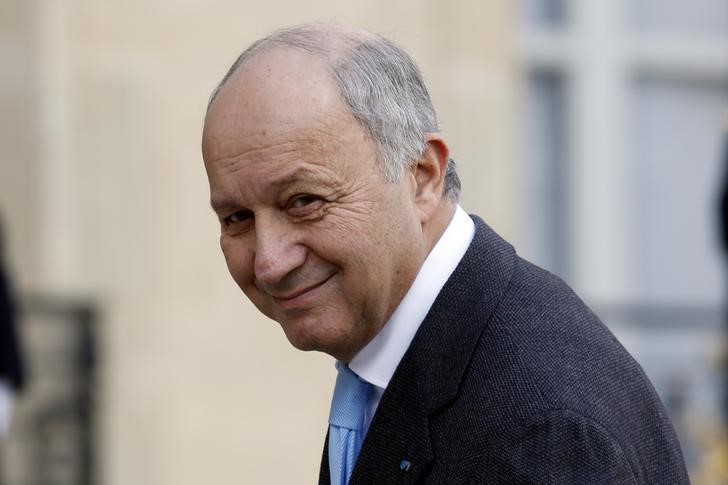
[222, 210, 254, 233]
[287, 194, 325, 216]
[291, 195, 319, 208]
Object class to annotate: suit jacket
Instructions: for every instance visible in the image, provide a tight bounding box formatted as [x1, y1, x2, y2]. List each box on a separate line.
[319, 216, 688, 484]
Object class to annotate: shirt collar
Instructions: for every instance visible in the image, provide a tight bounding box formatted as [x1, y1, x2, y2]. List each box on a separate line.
[349, 206, 475, 388]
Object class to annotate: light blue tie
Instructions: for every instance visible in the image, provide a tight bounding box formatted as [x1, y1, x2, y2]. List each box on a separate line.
[328, 362, 372, 485]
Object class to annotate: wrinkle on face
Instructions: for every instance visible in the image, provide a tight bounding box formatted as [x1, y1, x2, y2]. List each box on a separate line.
[208, 123, 375, 221]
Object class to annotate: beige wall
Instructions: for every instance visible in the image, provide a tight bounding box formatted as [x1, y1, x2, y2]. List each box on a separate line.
[0, 1, 516, 483]
[1, 2, 41, 287]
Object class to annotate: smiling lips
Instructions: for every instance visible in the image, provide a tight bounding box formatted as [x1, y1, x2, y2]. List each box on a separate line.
[269, 272, 336, 307]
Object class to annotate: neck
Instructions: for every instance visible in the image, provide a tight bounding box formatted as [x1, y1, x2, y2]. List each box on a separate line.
[422, 199, 456, 257]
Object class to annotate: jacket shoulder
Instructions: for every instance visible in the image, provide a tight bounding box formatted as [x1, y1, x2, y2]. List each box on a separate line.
[450, 256, 689, 483]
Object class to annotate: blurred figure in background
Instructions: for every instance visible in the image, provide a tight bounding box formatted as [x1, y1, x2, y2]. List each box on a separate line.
[721, 112, 728, 423]
[0, 215, 24, 439]
[721, 113, 728, 252]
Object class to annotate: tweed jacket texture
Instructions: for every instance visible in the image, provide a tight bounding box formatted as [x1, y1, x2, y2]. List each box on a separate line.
[319, 215, 689, 484]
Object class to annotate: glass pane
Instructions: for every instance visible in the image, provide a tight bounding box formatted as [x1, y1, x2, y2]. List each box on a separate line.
[520, 70, 570, 278]
[629, 76, 728, 304]
[631, 0, 728, 35]
[520, 0, 567, 28]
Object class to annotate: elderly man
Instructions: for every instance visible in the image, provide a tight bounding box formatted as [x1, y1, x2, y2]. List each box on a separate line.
[202, 24, 688, 484]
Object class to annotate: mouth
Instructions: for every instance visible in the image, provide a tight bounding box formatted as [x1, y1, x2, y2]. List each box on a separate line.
[271, 273, 335, 307]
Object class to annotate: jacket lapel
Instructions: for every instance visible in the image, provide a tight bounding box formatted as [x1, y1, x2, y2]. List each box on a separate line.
[348, 351, 434, 483]
[317, 357, 434, 484]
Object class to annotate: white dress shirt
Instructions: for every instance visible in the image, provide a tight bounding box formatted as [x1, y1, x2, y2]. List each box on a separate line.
[348, 206, 475, 435]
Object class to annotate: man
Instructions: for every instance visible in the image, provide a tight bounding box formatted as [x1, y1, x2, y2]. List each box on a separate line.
[0, 217, 23, 439]
[202, 24, 689, 484]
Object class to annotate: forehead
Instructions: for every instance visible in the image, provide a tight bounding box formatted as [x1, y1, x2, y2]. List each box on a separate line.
[202, 47, 383, 208]
[202, 47, 350, 163]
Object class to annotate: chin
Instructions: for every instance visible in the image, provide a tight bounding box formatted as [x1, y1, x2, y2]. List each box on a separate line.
[279, 315, 354, 360]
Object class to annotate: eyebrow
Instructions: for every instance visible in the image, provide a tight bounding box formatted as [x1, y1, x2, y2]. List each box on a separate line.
[209, 167, 333, 214]
[209, 198, 236, 214]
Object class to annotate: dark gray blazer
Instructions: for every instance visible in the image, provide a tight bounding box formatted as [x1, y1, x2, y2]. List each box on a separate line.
[319, 215, 689, 484]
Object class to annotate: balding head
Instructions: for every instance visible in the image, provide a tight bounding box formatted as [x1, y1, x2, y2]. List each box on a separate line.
[206, 23, 460, 200]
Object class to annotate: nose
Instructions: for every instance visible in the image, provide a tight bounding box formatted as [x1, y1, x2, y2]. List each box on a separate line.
[253, 216, 306, 288]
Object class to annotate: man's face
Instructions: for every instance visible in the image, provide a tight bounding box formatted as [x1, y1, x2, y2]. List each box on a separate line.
[202, 49, 426, 362]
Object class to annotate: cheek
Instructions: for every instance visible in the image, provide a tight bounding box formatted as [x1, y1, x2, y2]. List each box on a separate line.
[220, 236, 256, 291]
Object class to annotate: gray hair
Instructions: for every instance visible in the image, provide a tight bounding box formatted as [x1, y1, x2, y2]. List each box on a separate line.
[208, 23, 461, 201]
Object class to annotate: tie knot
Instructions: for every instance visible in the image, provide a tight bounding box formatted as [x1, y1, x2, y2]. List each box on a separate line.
[329, 362, 371, 430]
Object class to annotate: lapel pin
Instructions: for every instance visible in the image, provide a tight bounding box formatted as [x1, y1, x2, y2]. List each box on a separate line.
[399, 460, 412, 472]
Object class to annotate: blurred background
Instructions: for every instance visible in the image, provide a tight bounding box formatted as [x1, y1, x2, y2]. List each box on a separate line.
[0, 0, 726, 483]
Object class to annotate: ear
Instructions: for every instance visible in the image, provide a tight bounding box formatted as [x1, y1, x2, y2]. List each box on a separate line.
[412, 134, 450, 224]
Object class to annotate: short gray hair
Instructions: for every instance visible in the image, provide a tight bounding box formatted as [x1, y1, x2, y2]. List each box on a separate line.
[208, 23, 461, 201]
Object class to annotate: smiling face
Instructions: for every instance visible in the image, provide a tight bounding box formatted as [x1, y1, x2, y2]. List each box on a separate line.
[202, 48, 427, 362]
